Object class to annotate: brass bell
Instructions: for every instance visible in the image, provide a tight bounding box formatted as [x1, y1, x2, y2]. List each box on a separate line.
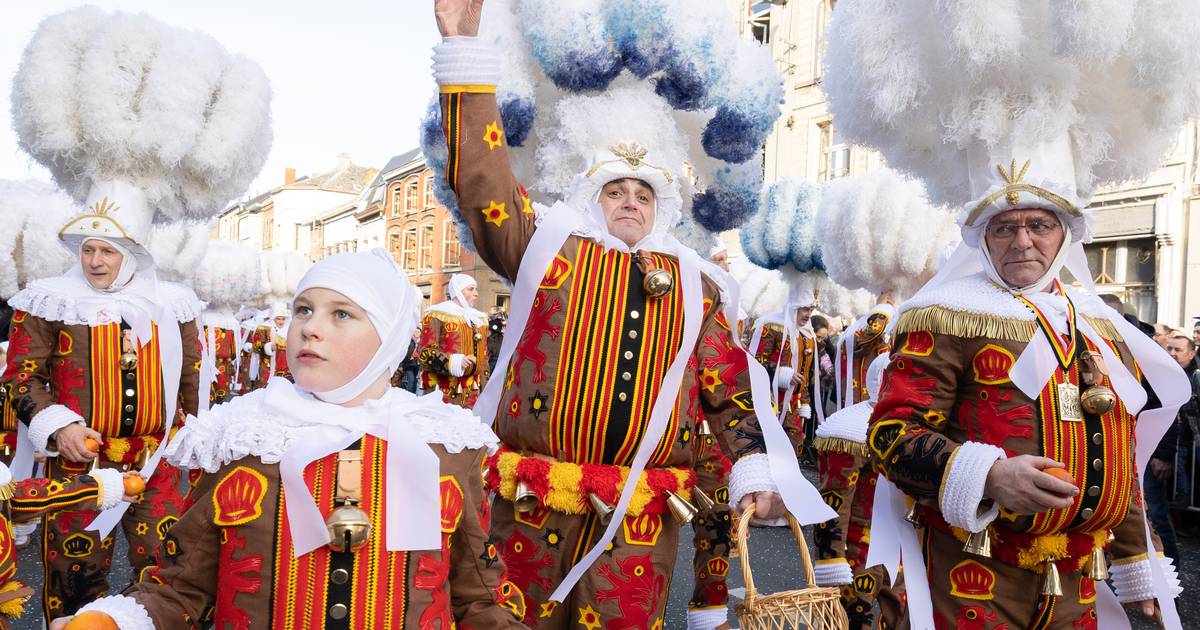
[904, 503, 920, 526]
[1084, 546, 1109, 581]
[692, 488, 717, 512]
[962, 528, 992, 558]
[1041, 558, 1063, 597]
[642, 268, 674, 298]
[666, 490, 698, 524]
[326, 503, 372, 552]
[513, 481, 539, 513]
[698, 420, 712, 435]
[119, 352, 138, 371]
[1080, 386, 1116, 416]
[588, 493, 615, 526]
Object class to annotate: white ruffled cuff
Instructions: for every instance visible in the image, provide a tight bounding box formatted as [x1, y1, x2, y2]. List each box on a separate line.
[814, 559, 854, 586]
[90, 468, 126, 510]
[728, 454, 777, 510]
[939, 442, 1004, 532]
[28, 405, 85, 456]
[433, 37, 502, 86]
[76, 595, 154, 630]
[241, 342, 254, 352]
[775, 367, 795, 388]
[1111, 554, 1184, 603]
[448, 353, 467, 377]
[799, 404, 812, 419]
[264, 341, 275, 354]
[686, 606, 728, 630]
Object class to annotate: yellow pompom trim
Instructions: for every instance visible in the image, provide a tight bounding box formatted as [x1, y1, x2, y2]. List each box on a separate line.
[0, 580, 29, 618]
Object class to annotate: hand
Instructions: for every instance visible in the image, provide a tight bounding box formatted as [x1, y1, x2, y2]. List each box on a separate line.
[790, 372, 805, 389]
[739, 491, 785, 520]
[435, 0, 484, 37]
[121, 472, 146, 503]
[48, 618, 69, 630]
[53, 423, 103, 464]
[1123, 599, 1156, 618]
[1149, 458, 1173, 482]
[462, 355, 477, 375]
[982, 456, 1077, 515]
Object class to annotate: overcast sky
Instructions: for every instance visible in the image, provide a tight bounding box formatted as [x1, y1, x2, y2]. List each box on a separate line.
[0, 0, 439, 201]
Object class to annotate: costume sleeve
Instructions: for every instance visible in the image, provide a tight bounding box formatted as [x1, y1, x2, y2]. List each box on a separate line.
[436, 38, 536, 282]
[7, 313, 84, 454]
[697, 305, 767, 463]
[418, 315, 454, 377]
[450, 448, 526, 629]
[751, 325, 778, 379]
[868, 329, 1004, 532]
[1107, 471, 1181, 601]
[9, 474, 103, 523]
[177, 320, 202, 417]
[117, 464, 223, 628]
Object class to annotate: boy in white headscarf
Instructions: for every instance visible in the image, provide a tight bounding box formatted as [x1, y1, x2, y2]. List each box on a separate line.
[417, 273, 490, 407]
[51, 249, 528, 629]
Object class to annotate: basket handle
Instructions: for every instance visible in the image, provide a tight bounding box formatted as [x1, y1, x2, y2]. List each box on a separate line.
[735, 502, 817, 608]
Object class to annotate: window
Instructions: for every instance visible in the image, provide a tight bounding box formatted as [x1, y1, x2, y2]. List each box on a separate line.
[817, 121, 850, 181]
[1079, 237, 1157, 322]
[442, 220, 461, 268]
[387, 229, 401, 258]
[424, 176, 436, 208]
[390, 186, 403, 217]
[405, 180, 420, 214]
[401, 227, 419, 271]
[749, 4, 770, 44]
[815, 0, 837, 79]
[418, 223, 434, 272]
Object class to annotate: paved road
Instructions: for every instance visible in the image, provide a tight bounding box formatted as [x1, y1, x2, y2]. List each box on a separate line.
[13, 512, 1199, 629]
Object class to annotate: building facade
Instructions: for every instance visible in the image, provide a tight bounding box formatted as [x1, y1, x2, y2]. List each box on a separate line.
[725, 0, 1200, 328]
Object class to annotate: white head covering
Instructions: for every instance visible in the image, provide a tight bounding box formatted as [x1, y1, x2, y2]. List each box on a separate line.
[293, 249, 422, 405]
[79, 237, 138, 292]
[866, 353, 889, 402]
[448, 273, 478, 309]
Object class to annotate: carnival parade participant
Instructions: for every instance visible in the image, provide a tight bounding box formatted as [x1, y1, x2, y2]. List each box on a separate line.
[250, 303, 293, 383]
[813, 354, 903, 629]
[424, 1, 836, 627]
[48, 249, 528, 629]
[749, 277, 818, 459]
[824, 1, 1200, 626]
[417, 273, 490, 407]
[7, 6, 274, 617]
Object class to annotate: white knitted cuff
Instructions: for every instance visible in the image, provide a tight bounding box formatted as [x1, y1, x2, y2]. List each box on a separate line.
[686, 606, 728, 630]
[433, 37, 502, 86]
[1110, 557, 1155, 603]
[1160, 555, 1183, 597]
[77, 595, 154, 630]
[28, 405, 85, 456]
[939, 442, 1004, 532]
[241, 342, 254, 352]
[448, 353, 467, 377]
[775, 367, 795, 388]
[813, 559, 854, 586]
[799, 404, 812, 419]
[728, 454, 777, 510]
[91, 468, 126, 510]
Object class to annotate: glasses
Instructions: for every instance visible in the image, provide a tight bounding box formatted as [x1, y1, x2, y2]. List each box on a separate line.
[985, 219, 1062, 240]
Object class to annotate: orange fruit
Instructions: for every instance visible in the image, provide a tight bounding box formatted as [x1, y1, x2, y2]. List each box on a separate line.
[123, 475, 146, 496]
[64, 611, 119, 630]
[83, 437, 100, 453]
[1044, 467, 1075, 485]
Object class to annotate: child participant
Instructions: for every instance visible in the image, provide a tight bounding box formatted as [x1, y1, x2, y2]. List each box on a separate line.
[52, 249, 527, 629]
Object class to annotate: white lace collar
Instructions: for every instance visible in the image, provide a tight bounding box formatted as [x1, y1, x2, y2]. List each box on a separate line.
[165, 383, 500, 473]
[11, 267, 200, 326]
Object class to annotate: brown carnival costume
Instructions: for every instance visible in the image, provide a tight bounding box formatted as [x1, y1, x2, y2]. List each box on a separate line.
[418, 273, 490, 408]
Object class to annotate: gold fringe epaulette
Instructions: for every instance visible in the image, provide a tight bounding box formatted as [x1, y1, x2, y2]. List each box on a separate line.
[894, 305, 1036, 342]
[423, 310, 469, 326]
[0, 580, 30, 619]
[1081, 315, 1121, 342]
[763, 322, 784, 334]
[812, 436, 869, 457]
[0, 481, 14, 502]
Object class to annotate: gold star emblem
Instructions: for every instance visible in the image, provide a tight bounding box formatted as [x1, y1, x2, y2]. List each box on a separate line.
[539, 601, 557, 618]
[482, 200, 509, 227]
[699, 368, 721, 393]
[483, 121, 505, 150]
[997, 159, 1032, 206]
[578, 605, 602, 630]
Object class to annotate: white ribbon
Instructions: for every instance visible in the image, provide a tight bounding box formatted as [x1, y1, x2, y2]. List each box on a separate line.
[866, 478, 935, 629]
[266, 381, 443, 556]
[10, 423, 34, 482]
[197, 326, 219, 412]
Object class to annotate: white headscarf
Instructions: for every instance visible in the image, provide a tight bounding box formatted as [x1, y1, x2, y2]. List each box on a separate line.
[293, 249, 422, 405]
[977, 216, 1073, 296]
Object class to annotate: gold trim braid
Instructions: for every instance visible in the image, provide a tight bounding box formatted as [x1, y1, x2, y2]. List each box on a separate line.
[1081, 316, 1120, 342]
[894, 305, 1036, 342]
[812, 436, 869, 457]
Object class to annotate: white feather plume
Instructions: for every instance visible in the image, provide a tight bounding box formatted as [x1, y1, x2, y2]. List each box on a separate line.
[259, 252, 310, 303]
[823, 0, 1200, 208]
[0, 180, 79, 298]
[729, 259, 786, 319]
[145, 222, 211, 284]
[817, 169, 957, 300]
[193, 240, 263, 307]
[11, 6, 273, 222]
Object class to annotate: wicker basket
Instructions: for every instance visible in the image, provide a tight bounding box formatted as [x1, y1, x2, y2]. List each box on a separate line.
[734, 504, 849, 630]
